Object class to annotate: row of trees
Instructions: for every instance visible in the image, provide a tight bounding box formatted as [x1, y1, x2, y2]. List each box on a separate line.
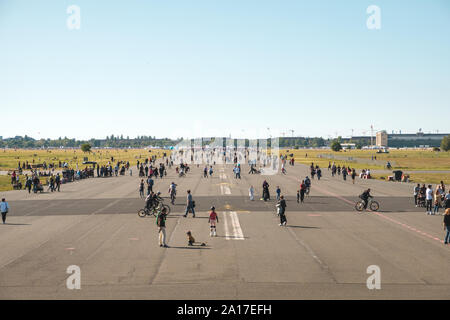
[3, 135, 449, 150]
[0, 135, 181, 149]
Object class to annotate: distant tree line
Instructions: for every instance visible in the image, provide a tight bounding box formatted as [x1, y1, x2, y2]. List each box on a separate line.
[0, 135, 182, 149]
[0, 135, 390, 149]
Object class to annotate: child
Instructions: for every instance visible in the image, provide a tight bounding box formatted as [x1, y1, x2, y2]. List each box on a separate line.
[276, 186, 281, 201]
[187, 231, 195, 246]
[208, 206, 219, 237]
[296, 190, 300, 203]
[187, 231, 206, 246]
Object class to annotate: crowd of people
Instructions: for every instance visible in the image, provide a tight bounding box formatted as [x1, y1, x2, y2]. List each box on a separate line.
[413, 181, 450, 214]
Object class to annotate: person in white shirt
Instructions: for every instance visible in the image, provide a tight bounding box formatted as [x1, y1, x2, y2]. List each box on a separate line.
[249, 186, 255, 201]
[1, 198, 10, 224]
[426, 185, 434, 215]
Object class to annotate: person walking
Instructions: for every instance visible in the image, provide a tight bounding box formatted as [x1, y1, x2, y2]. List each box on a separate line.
[208, 206, 219, 237]
[249, 185, 255, 201]
[277, 195, 287, 226]
[1, 198, 10, 224]
[184, 190, 195, 218]
[157, 208, 168, 247]
[426, 185, 433, 215]
[443, 208, 450, 244]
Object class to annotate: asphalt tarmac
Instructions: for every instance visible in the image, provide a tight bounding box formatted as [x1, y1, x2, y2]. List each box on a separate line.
[1, 161, 449, 299]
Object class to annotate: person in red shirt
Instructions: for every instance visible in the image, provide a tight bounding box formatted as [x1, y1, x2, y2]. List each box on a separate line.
[208, 206, 219, 237]
[299, 181, 307, 203]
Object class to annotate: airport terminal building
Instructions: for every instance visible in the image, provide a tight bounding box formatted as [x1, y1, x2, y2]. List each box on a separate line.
[376, 130, 448, 148]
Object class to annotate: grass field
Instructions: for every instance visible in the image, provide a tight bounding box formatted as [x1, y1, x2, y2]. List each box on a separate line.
[1, 147, 449, 192]
[371, 173, 450, 185]
[0, 148, 169, 192]
[284, 149, 450, 171]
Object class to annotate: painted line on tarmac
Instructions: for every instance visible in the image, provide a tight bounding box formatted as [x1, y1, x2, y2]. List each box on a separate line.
[312, 184, 445, 245]
[370, 211, 445, 244]
[286, 226, 337, 283]
[223, 211, 244, 240]
[220, 184, 231, 195]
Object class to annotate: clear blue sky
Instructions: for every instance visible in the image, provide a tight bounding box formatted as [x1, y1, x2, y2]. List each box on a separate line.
[1, 0, 449, 140]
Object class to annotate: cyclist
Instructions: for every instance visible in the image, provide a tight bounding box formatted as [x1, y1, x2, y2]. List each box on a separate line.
[145, 191, 156, 210]
[168, 182, 177, 204]
[359, 188, 373, 210]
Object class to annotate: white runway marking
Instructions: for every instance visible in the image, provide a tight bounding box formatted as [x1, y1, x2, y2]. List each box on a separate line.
[220, 185, 231, 195]
[224, 211, 244, 240]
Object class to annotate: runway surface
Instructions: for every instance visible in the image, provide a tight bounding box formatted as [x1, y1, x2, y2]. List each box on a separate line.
[1, 161, 449, 299]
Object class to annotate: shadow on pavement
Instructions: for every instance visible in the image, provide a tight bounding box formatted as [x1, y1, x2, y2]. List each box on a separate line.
[168, 246, 211, 250]
[287, 225, 319, 229]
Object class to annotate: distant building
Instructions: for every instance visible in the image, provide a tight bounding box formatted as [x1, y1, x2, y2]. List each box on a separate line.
[376, 131, 388, 147]
[376, 130, 448, 148]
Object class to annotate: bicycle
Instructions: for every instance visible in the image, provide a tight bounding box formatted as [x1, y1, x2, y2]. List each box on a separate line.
[138, 205, 169, 218]
[355, 198, 380, 212]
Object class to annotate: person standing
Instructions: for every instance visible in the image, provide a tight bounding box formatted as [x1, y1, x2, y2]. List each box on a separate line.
[351, 169, 356, 184]
[276, 186, 281, 201]
[445, 192, 450, 210]
[277, 195, 287, 226]
[249, 185, 255, 201]
[426, 185, 433, 215]
[147, 176, 154, 195]
[55, 173, 61, 192]
[443, 208, 450, 244]
[157, 208, 168, 247]
[414, 184, 420, 207]
[184, 190, 195, 218]
[139, 179, 145, 198]
[262, 180, 270, 201]
[300, 180, 306, 203]
[1, 198, 10, 224]
[208, 206, 219, 237]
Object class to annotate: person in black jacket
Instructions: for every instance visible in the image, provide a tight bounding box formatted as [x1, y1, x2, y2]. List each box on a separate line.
[277, 196, 287, 226]
[443, 208, 450, 245]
